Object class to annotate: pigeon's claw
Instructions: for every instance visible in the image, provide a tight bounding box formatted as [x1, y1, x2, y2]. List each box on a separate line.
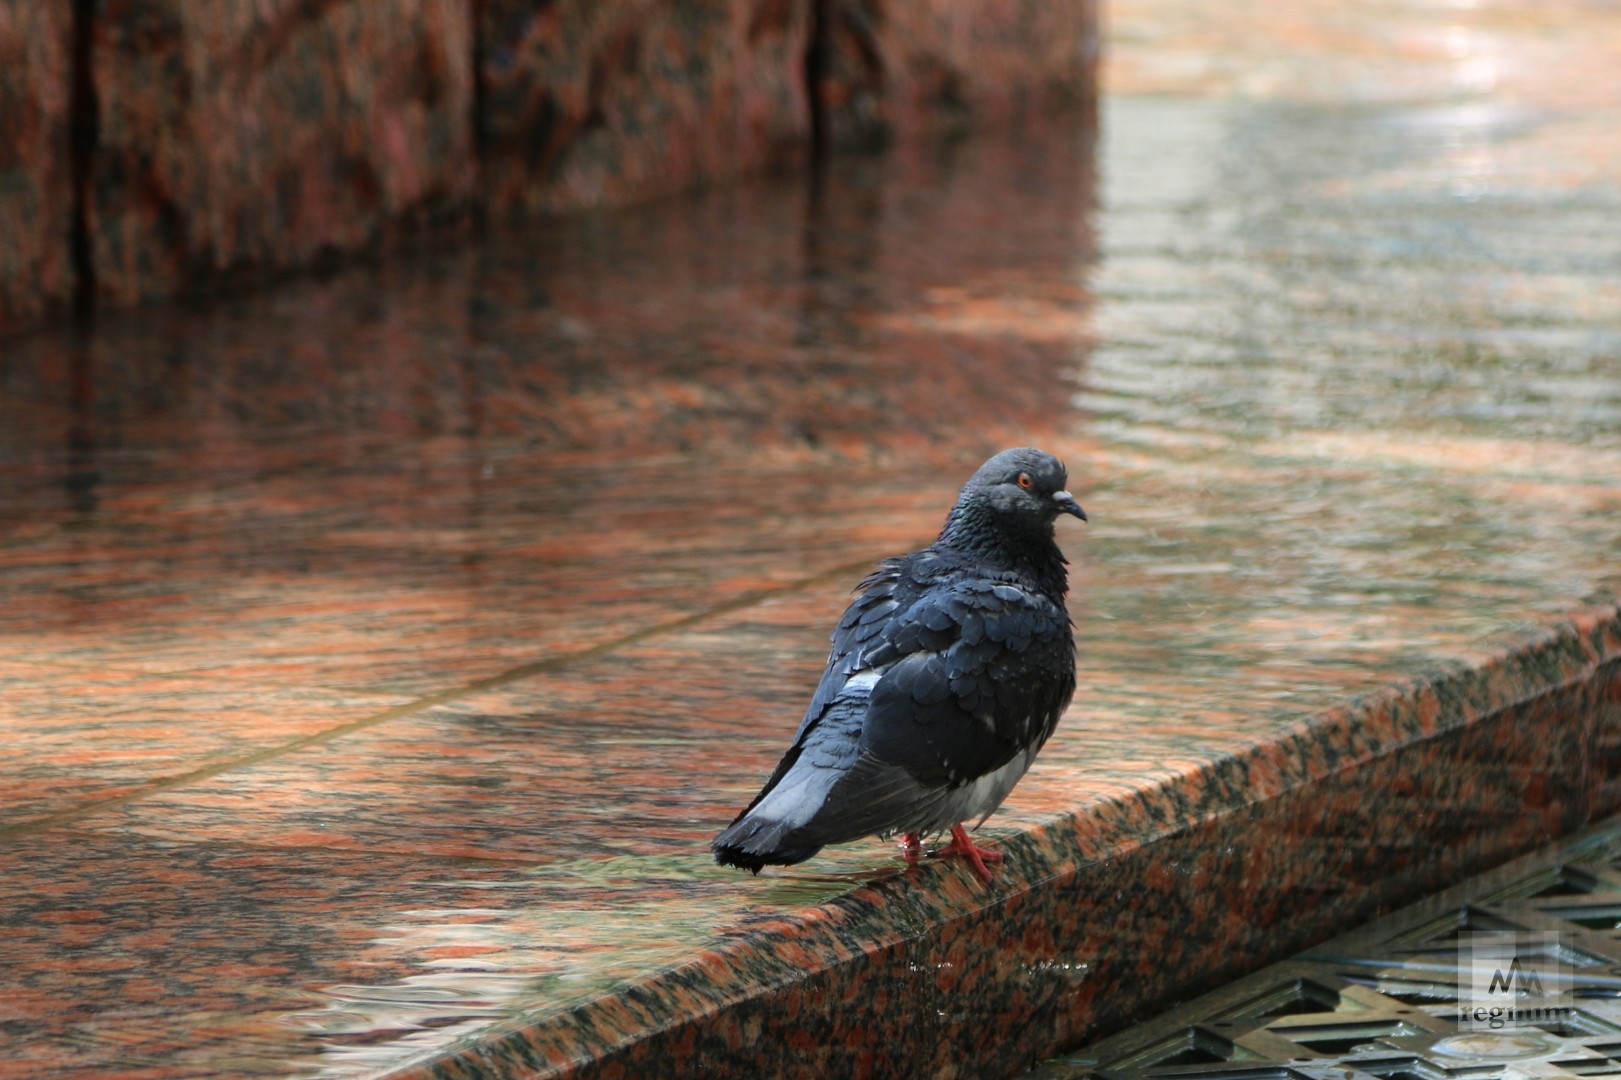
[897, 833, 924, 866]
[940, 823, 1003, 884]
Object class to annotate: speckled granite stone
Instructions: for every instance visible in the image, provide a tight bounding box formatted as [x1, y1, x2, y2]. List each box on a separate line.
[816, 0, 1100, 149]
[479, 0, 812, 213]
[87, 0, 476, 307]
[0, 0, 1108, 335]
[0, 1, 75, 333]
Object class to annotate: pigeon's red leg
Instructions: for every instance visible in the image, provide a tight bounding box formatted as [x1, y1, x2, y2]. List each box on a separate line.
[939, 823, 1004, 883]
[897, 833, 924, 866]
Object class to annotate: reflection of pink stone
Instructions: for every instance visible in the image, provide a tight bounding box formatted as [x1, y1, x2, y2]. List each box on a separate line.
[88, 0, 477, 309]
[0, 2, 75, 335]
[479, 0, 814, 213]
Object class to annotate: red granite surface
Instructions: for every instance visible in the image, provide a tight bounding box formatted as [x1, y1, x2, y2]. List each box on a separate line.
[479, 0, 813, 213]
[0, 0, 1099, 335]
[87, 0, 477, 308]
[0, 1, 76, 328]
[817, 0, 1101, 149]
[2, 0, 1620, 1076]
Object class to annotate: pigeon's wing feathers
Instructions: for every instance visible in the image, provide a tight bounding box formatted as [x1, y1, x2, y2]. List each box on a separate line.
[860, 577, 1075, 788]
[800, 558, 912, 732]
[713, 682, 872, 858]
[780, 750, 950, 846]
[721, 552, 1075, 849]
[722, 558, 913, 824]
[786, 574, 1074, 845]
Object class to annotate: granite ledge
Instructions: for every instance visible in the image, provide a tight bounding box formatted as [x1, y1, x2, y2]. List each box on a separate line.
[379, 605, 1621, 1079]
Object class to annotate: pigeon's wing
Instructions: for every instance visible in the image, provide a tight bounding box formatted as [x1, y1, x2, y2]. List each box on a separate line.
[718, 556, 1075, 855]
[722, 558, 914, 823]
[780, 573, 1075, 844]
[858, 576, 1075, 788]
[796, 558, 912, 738]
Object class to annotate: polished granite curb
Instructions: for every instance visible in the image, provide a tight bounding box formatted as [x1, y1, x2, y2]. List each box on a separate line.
[384, 606, 1621, 1079]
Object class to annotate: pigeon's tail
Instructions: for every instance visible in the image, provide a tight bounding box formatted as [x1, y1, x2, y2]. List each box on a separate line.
[712, 760, 839, 871]
[711, 815, 822, 872]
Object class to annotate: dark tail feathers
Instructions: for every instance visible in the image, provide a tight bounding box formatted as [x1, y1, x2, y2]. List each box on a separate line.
[712, 815, 821, 873]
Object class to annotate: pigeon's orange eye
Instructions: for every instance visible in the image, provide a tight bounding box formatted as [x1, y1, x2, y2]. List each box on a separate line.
[1016, 473, 1033, 490]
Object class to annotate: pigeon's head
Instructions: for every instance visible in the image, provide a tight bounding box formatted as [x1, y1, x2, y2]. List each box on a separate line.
[959, 447, 1087, 527]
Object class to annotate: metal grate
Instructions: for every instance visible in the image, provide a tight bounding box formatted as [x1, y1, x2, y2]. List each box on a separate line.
[1033, 820, 1621, 1080]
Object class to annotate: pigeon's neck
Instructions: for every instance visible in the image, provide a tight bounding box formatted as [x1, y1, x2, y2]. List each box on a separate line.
[937, 500, 1069, 597]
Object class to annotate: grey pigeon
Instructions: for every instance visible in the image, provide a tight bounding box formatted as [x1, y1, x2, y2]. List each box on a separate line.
[713, 447, 1085, 882]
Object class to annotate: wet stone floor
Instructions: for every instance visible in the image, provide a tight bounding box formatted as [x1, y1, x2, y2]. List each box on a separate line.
[2, 0, 1620, 1076]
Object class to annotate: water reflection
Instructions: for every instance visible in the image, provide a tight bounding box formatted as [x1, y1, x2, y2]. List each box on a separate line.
[0, 118, 1101, 529]
[64, 333, 99, 519]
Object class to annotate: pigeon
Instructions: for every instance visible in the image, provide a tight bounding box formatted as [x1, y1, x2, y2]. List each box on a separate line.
[713, 447, 1085, 883]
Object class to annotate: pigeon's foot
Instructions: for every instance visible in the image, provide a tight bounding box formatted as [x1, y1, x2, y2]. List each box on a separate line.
[897, 833, 924, 866]
[940, 823, 1004, 884]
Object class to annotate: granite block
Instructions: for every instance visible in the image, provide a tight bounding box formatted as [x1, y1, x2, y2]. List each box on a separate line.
[480, 0, 812, 213]
[817, 0, 1100, 150]
[87, 0, 476, 307]
[0, 0, 1110, 334]
[0, 1, 76, 333]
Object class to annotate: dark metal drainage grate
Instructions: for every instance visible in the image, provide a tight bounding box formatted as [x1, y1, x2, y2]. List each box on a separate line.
[1031, 819, 1621, 1079]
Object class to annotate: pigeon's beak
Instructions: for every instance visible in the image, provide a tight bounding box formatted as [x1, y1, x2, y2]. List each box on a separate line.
[1053, 490, 1087, 521]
